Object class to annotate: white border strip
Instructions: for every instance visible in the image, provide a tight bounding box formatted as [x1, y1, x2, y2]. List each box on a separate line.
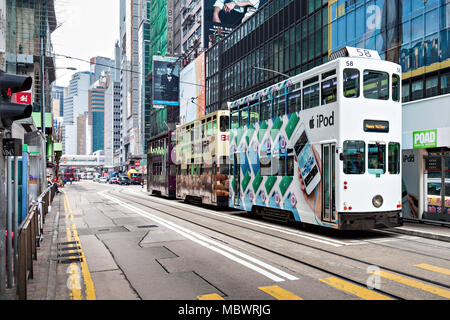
[100, 191, 299, 282]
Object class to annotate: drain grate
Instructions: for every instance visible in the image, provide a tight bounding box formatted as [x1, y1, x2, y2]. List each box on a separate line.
[58, 257, 83, 264]
[137, 225, 158, 229]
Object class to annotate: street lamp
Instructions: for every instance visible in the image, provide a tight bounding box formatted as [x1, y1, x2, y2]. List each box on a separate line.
[251, 65, 290, 78]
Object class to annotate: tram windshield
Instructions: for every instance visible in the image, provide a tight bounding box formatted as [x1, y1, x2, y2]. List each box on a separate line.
[368, 143, 386, 175]
[343, 141, 365, 174]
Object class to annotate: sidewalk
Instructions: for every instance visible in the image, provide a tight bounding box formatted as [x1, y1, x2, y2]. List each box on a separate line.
[25, 191, 61, 300]
[388, 220, 450, 243]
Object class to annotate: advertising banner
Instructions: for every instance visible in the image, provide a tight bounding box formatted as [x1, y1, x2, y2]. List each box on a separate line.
[203, 0, 268, 48]
[179, 52, 206, 125]
[153, 55, 180, 107]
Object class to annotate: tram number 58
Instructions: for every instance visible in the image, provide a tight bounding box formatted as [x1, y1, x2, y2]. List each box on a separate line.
[356, 49, 372, 57]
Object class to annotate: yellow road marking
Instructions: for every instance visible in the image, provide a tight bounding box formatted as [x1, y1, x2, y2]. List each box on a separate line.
[63, 192, 96, 300]
[197, 293, 225, 300]
[415, 264, 450, 276]
[375, 270, 450, 299]
[258, 285, 303, 300]
[319, 277, 392, 300]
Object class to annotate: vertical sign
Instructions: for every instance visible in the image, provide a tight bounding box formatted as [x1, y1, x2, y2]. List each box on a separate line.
[152, 55, 180, 107]
[167, 0, 174, 55]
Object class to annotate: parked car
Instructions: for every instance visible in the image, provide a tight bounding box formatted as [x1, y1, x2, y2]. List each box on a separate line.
[99, 177, 108, 183]
[109, 177, 119, 184]
[118, 176, 131, 185]
[93, 177, 99, 182]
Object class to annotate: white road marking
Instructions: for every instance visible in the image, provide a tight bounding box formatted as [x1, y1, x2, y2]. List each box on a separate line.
[99, 190, 299, 282]
[123, 188, 366, 247]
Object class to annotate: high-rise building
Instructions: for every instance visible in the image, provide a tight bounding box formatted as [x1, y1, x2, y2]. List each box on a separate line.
[90, 56, 115, 83]
[62, 71, 92, 155]
[88, 73, 109, 154]
[52, 85, 64, 118]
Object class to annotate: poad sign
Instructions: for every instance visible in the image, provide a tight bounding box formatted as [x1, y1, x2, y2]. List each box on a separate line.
[413, 129, 437, 149]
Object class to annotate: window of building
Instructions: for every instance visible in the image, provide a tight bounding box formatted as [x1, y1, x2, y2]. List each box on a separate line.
[411, 79, 424, 100]
[440, 72, 450, 94]
[402, 83, 410, 102]
[425, 76, 438, 97]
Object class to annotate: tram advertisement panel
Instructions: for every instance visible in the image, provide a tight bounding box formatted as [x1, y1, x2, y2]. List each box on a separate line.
[230, 106, 337, 227]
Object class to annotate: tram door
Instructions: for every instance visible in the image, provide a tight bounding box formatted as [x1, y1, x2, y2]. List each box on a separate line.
[322, 144, 336, 222]
[234, 153, 240, 206]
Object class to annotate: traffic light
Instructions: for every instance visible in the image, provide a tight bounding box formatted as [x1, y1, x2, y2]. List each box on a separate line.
[0, 71, 32, 128]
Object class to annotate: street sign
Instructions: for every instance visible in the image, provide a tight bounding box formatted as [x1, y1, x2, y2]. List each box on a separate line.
[2, 138, 22, 156]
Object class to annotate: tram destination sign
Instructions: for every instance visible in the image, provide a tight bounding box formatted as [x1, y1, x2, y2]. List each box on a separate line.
[363, 120, 389, 133]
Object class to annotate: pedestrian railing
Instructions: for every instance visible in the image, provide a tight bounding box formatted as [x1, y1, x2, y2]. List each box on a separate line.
[16, 185, 53, 299]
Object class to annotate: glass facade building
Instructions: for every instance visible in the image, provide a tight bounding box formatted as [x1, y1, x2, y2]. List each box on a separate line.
[205, 0, 450, 113]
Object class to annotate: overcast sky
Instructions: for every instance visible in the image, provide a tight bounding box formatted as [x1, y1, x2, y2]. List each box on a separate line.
[51, 0, 120, 87]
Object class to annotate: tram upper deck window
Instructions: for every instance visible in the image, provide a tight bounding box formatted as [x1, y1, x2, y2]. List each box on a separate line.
[303, 75, 320, 109]
[363, 70, 389, 100]
[250, 103, 259, 124]
[220, 115, 229, 132]
[392, 74, 400, 102]
[368, 142, 386, 175]
[231, 111, 239, 129]
[321, 70, 337, 104]
[287, 84, 301, 114]
[260, 95, 271, 121]
[343, 141, 365, 174]
[343, 69, 360, 98]
[240, 109, 249, 126]
[274, 91, 286, 117]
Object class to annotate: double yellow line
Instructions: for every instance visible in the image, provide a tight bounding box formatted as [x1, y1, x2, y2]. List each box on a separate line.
[63, 191, 96, 300]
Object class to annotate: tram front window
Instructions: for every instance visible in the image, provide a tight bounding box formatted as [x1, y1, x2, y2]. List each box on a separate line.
[220, 115, 229, 132]
[363, 70, 389, 100]
[343, 141, 365, 174]
[368, 143, 386, 175]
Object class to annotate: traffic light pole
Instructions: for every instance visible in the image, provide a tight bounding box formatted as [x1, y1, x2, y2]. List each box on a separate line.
[40, 36, 46, 166]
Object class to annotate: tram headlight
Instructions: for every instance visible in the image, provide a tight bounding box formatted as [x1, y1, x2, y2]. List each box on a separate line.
[372, 195, 383, 208]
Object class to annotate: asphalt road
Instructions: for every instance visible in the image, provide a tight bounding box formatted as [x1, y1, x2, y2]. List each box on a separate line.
[54, 180, 450, 300]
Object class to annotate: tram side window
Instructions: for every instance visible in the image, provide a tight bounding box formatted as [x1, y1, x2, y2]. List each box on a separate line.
[240, 109, 249, 126]
[250, 103, 259, 124]
[274, 91, 286, 117]
[343, 69, 360, 98]
[363, 70, 389, 100]
[392, 74, 400, 102]
[368, 143, 386, 175]
[260, 156, 271, 176]
[260, 97, 271, 121]
[303, 83, 320, 109]
[321, 78, 337, 104]
[231, 112, 239, 129]
[388, 142, 400, 174]
[220, 115, 229, 132]
[343, 141, 365, 174]
[287, 88, 301, 114]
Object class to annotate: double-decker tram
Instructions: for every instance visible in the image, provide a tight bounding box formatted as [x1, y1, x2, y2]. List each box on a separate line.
[228, 47, 403, 230]
[147, 131, 177, 198]
[176, 110, 230, 207]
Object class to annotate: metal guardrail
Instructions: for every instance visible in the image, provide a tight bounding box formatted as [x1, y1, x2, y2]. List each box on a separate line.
[16, 185, 54, 300]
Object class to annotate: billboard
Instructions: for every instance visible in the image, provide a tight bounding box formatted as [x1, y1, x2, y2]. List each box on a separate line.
[179, 52, 206, 125]
[203, 0, 268, 48]
[153, 55, 180, 107]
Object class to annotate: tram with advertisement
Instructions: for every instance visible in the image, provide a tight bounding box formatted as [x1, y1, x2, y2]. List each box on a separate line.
[147, 131, 177, 198]
[175, 109, 230, 207]
[228, 47, 403, 230]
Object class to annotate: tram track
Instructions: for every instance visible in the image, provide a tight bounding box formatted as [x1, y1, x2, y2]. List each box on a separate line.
[100, 187, 450, 300]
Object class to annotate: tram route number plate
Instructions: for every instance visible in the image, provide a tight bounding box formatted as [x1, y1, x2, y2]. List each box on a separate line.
[2, 138, 22, 157]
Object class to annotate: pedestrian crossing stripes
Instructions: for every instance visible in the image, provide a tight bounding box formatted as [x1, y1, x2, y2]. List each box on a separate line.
[258, 285, 303, 300]
[319, 277, 393, 300]
[414, 264, 450, 276]
[373, 270, 450, 299]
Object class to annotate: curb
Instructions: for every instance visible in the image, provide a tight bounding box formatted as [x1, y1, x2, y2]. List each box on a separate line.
[387, 226, 450, 243]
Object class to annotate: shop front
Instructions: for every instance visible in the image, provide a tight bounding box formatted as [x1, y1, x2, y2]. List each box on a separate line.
[402, 94, 450, 223]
